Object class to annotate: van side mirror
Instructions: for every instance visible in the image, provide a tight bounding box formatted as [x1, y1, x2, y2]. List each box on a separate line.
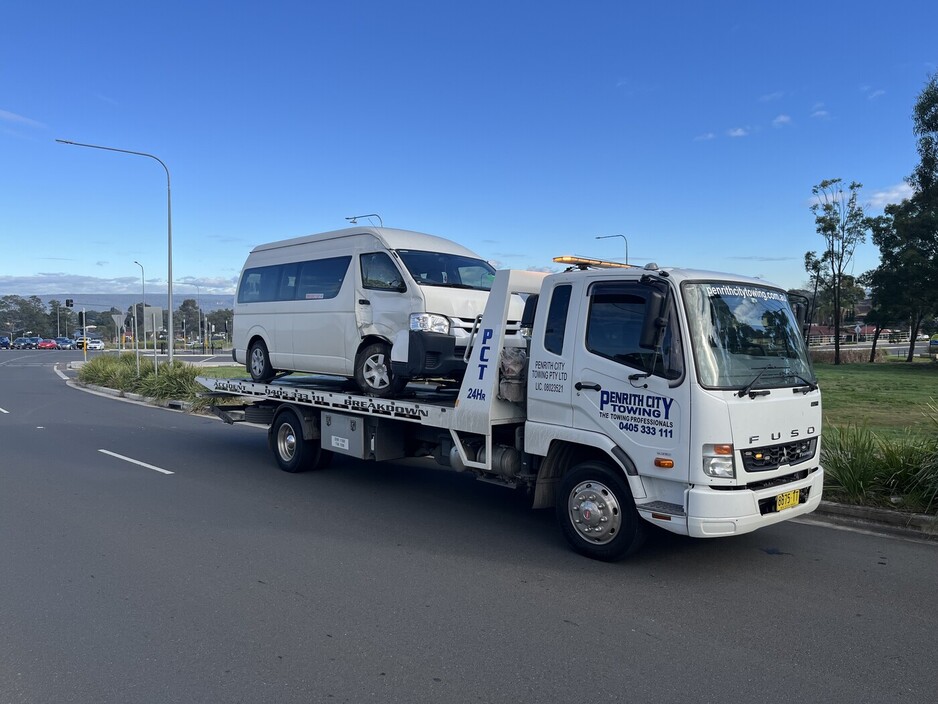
[639, 290, 667, 350]
[520, 294, 538, 339]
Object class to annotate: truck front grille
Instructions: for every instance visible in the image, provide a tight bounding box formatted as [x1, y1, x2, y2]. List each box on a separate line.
[741, 438, 817, 472]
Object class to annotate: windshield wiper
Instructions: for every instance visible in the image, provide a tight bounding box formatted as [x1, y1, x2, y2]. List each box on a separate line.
[736, 366, 779, 398]
[790, 373, 819, 393]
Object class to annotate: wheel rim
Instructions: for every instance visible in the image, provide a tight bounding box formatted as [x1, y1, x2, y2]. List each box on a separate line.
[362, 352, 390, 389]
[250, 347, 266, 377]
[567, 480, 622, 545]
[277, 421, 297, 463]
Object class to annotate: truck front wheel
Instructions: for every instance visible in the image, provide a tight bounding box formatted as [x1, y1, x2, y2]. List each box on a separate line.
[270, 409, 327, 473]
[556, 461, 646, 561]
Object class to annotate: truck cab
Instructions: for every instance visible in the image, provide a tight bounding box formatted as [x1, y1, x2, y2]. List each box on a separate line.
[516, 261, 823, 556]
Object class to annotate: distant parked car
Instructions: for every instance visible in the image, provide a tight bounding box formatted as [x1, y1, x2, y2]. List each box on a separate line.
[13, 337, 33, 349]
[76, 337, 106, 351]
[930, 335, 938, 351]
[0, 336, 10, 349]
[37, 339, 58, 350]
[54, 337, 75, 350]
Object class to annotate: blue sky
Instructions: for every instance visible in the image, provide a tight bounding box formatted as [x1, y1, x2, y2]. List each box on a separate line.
[1, 1, 935, 299]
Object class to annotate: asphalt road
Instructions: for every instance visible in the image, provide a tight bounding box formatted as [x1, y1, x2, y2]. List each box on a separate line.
[2, 349, 937, 703]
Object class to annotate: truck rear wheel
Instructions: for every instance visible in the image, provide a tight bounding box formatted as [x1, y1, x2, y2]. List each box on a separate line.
[354, 342, 407, 397]
[556, 461, 646, 561]
[270, 408, 326, 473]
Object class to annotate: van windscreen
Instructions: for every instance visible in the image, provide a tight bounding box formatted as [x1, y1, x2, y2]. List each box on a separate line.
[396, 250, 496, 291]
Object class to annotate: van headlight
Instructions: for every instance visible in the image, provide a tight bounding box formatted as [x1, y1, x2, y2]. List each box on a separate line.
[703, 443, 735, 478]
[410, 313, 450, 335]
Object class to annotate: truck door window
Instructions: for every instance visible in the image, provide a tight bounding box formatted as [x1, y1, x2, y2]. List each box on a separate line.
[585, 282, 683, 380]
[544, 284, 571, 355]
[361, 252, 406, 292]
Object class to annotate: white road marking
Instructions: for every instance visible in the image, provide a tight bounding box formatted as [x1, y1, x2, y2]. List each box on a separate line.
[0, 407, 8, 414]
[54, 365, 69, 380]
[98, 449, 174, 475]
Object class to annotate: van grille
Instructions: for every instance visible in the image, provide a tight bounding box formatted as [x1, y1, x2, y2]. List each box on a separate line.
[451, 317, 521, 333]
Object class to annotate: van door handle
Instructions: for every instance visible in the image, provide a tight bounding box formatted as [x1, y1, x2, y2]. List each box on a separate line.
[358, 299, 370, 305]
[574, 381, 602, 391]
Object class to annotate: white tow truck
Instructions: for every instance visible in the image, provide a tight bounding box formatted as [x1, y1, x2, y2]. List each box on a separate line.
[200, 257, 823, 560]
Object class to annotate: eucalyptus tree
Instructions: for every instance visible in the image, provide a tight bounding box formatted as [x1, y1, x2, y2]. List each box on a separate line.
[808, 179, 871, 364]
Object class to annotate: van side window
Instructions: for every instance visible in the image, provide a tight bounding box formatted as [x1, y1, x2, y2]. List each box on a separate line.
[585, 282, 683, 380]
[237, 257, 351, 303]
[361, 252, 406, 292]
[296, 256, 352, 300]
[544, 284, 571, 355]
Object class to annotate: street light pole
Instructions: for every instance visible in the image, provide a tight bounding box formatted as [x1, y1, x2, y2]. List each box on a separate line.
[595, 234, 629, 266]
[133, 260, 145, 375]
[56, 139, 175, 364]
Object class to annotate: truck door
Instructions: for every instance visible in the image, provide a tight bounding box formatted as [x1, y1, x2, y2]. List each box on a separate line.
[570, 279, 689, 481]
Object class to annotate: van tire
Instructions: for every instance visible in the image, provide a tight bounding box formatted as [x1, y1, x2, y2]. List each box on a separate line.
[249, 340, 275, 382]
[354, 342, 407, 397]
[270, 408, 323, 473]
[556, 461, 646, 561]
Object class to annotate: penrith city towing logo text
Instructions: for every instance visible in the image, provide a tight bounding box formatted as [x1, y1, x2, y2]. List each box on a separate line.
[599, 390, 674, 424]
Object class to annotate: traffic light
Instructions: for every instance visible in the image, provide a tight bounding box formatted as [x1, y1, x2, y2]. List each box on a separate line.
[77, 311, 85, 327]
[65, 299, 74, 308]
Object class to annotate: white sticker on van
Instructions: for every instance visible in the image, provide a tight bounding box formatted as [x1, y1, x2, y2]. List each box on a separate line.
[306, 293, 324, 300]
[331, 436, 349, 450]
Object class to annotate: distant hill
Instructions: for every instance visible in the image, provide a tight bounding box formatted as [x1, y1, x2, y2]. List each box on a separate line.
[33, 293, 235, 314]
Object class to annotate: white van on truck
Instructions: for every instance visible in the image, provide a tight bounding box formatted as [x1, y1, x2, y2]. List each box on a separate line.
[232, 227, 523, 396]
[207, 257, 823, 560]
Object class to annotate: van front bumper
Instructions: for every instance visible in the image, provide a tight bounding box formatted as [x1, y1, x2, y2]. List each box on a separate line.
[392, 331, 467, 380]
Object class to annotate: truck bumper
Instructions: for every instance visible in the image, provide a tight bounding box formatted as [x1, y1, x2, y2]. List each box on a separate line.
[685, 467, 824, 538]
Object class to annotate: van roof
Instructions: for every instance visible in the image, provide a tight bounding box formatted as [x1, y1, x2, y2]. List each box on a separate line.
[251, 227, 484, 259]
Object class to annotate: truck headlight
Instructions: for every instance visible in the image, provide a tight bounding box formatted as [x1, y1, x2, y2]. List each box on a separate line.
[410, 313, 450, 335]
[703, 443, 735, 478]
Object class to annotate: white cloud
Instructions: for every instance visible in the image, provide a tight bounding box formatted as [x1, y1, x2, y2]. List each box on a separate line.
[867, 182, 914, 208]
[772, 114, 792, 128]
[811, 103, 829, 119]
[759, 91, 785, 102]
[694, 132, 716, 141]
[867, 89, 885, 100]
[727, 127, 749, 138]
[0, 108, 45, 129]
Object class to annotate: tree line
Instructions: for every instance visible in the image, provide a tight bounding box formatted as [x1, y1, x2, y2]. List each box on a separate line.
[803, 73, 938, 364]
[0, 295, 233, 343]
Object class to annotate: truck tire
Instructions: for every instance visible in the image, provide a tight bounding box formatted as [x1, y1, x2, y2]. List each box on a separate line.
[354, 342, 407, 397]
[249, 340, 275, 382]
[270, 408, 324, 473]
[556, 461, 646, 561]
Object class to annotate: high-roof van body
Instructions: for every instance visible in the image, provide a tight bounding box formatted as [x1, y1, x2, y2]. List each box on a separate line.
[233, 227, 522, 395]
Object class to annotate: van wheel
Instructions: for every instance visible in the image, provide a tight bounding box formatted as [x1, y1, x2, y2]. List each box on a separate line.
[354, 342, 407, 397]
[249, 340, 275, 382]
[270, 409, 324, 473]
[556, 461, 646, 561]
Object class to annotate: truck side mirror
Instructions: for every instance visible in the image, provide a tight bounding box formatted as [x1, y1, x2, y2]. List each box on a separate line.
[639, 290, 667, 350]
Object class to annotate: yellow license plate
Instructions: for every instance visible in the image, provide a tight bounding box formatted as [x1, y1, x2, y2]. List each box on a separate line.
[776, 489, 801, 512]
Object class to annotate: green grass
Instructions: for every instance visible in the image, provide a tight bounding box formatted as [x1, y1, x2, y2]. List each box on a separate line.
[814, 359, 938, 438]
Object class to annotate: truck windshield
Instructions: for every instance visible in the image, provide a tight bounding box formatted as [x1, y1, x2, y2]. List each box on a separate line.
[396, 250, 496, 291]
[682, 282, 816, 391]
